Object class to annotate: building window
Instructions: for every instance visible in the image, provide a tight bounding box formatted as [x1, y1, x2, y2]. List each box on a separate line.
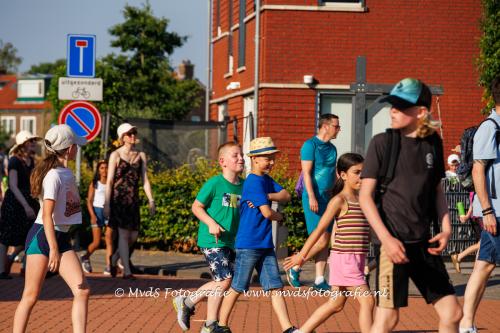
[0, 116, 16, 135]
[238, 0, 246, 68]
[227, 0, 234, 74]
[320, 0, 366, 9]
[21, 116, 36, 135]
[216, 0, 221, 36]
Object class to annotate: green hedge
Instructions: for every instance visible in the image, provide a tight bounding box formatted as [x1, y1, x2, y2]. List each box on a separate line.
[75, 157, 308, 253]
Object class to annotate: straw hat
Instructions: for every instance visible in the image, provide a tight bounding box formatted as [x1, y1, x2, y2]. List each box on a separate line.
[247, 137, 280, 157]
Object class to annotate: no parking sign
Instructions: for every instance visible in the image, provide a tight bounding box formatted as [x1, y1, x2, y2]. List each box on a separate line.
[58, 101, 102, 142]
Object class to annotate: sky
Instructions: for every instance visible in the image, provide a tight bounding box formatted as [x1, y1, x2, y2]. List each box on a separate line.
[0, 0, 209, 84]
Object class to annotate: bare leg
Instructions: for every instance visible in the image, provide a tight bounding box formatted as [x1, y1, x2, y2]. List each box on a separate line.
[457, 242, 480, 262]
[300, 287, 347, 333]
[84, 227, 102, 258]
[370, 307, 399, 333]
[13, 254, 48, 333]
[460, 260, 496, 329]
[314, 232, 330, 281]
[104, 226, 113, 268]
[270, 289, 293, 331]
[58, 250, 90, 333]
[117, 228, 138, 276]
[433, 294, 462, 333]
[354, 285, 374, 333]
[217, 288, 241, 326]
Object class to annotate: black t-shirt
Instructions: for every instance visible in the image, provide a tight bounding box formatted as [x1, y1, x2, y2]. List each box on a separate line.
[8, 156, 34, 193]
[361, 132, 445, 243]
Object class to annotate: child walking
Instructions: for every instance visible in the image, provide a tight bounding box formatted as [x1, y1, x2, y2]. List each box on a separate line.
[284, 153, 374, 333]
[214, 137, 297, 333]
[172, 142, 244, 332]
[13, 124, 89, 333]
[359, 78, 462, 333]
[80, 159, 113, 274]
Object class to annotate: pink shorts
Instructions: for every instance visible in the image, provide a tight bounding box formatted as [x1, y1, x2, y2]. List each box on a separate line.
[328, 251, 366, 287]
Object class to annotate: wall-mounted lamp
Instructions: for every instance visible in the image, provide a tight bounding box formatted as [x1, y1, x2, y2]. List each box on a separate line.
[303, 75, 317, 87]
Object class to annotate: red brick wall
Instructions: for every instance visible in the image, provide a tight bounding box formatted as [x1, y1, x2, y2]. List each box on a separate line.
[211, 0, 485, 171]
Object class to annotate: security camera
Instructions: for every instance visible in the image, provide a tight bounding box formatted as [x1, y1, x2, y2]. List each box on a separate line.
[303, 75, 314, 85]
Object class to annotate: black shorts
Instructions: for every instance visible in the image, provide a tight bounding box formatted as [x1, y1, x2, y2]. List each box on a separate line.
[25, 223, 73, 257]
[374, 242, 455, 308]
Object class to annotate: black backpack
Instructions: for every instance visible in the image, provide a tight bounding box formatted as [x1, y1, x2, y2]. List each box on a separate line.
[456, 118, 500, 196]
[375, 129, 441, 239]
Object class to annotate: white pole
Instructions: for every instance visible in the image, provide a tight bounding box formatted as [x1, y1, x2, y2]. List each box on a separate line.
[76, 146, 82, 187]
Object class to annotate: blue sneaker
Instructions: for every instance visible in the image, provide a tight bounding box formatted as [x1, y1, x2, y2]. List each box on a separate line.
[313, 281, 330, 292]
[286, 268, 301, 288]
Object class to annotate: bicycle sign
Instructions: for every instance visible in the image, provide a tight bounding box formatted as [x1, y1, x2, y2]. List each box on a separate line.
[58, 77, 103, 101]
[59, 101, 102, 142]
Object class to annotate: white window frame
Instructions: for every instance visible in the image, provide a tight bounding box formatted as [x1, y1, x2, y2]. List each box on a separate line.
[321, 0, 365, 10]
[0, 116, 16, 136]
[20, 116, 37, 135]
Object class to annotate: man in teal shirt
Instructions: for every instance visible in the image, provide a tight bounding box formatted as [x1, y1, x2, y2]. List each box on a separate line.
[288, 114, 339, 291]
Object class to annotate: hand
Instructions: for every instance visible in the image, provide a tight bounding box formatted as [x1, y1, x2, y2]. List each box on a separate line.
[274, 212, 284, 222]
[24, 205, 36, 220]
[427, 231, 451, 255]
[209, 223, 225, 244]
[283, 253, 304, 271]
[308, 196, 318, 213]
[382, 236, 409, 264]
[48, 248, 61, 273]
[103, 204, 110, 220]
[483, 213, 497, 236]
[459, 215, 468, 223]
[247, 201, 256, 209]
[149, 201, 156, 216]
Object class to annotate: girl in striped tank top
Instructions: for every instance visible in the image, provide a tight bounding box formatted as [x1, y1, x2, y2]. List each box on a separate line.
[284, 153, 373, 333]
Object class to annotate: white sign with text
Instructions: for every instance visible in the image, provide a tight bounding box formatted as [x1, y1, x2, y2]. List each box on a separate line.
[58, 77, 103, 101]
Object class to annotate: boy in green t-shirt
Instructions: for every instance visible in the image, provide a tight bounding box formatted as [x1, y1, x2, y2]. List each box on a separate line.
[173, 142, 244, 333]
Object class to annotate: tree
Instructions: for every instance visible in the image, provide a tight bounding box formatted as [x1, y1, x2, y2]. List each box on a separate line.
[104, 2, 202, 120]
[0, 39, 22, 74]
[27, 59, 66, 75]
[478, 0, 500, 109]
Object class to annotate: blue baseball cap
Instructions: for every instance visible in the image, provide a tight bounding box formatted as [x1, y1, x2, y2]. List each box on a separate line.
[381, 78, 432, 110]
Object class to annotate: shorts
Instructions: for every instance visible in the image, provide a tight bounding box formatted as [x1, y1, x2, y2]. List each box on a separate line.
[477, 220, 500, 264]
[25, 223, 73, 257]
[329, 251, 366, 287]
[302, 193, 333, 234]
[231, 248, 284, 292]
[201, 247, 235, 282]
[374, 242, 455, 308]
[92, 207, 107, 228]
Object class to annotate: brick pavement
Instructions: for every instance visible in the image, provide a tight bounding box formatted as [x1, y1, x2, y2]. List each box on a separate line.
[1, 259, 500, 333]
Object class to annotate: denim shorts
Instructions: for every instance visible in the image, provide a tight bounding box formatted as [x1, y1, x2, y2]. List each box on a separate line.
[478, 220, 500, 264]
[92, 207, 107, 228]
[231, 248, 284, 292]
[25, 223, 73, 257]
[201, 247, 235, 282]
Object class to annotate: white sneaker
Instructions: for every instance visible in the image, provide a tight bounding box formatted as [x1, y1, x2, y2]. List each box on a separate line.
[459, 326, 478, 333]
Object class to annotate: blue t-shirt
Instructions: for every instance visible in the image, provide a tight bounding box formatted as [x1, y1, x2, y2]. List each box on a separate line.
[300, 136, 337, 199]
[473, 110, 500, 218]
[235, 173, 283, 249]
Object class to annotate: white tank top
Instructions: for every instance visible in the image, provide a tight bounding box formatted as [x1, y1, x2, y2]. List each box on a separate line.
[93, 181, 106, 208]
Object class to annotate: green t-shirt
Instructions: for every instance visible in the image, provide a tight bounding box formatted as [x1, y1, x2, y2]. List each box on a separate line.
[196, 174, 243, 249]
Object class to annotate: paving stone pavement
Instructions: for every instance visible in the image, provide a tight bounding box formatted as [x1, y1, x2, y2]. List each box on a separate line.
[1, 250, 499, 332]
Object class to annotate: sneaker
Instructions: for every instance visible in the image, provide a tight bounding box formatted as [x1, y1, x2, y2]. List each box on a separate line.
[451, 253, 461, 273]
[103, 267, 112, 276]
[459, 326, 478, 333]
[213, 325, 232, 333]
[313, 281, 330, 292]
[200, 321, 220, 333]
[283, 326, 299, 333]
[0, 272, 12, 279]
[172, 296, 194, 331]
[286, 268, 301, 288]
[80, 256, 92, 273]
[117, 258, 124, 270]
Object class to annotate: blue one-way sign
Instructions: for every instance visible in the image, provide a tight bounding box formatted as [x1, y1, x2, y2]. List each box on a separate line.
[67, 34, 96, 78]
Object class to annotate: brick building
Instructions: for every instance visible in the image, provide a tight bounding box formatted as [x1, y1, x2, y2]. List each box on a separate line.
[209, 0, 485, 171]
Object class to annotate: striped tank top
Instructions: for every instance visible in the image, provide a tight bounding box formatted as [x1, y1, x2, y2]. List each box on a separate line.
[331, 200, 369, 254]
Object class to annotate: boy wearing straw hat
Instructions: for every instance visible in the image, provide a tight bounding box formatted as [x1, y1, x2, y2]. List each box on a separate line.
[214, 137, 297, 333]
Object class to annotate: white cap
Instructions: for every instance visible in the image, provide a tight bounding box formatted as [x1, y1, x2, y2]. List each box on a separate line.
[9, 130, 41, 155]
[117, 123, 137, 141]
[447, 154, 460, 165]
[44, 124, 86, 153]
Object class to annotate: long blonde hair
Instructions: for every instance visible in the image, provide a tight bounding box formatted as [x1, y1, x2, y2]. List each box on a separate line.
[416, 110, 441, 138]
[30, 145, 67, 198]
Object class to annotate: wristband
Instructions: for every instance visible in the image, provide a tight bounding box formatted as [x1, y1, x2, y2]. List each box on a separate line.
[483, 210, 494, 216]
[482, 207, 494, 215]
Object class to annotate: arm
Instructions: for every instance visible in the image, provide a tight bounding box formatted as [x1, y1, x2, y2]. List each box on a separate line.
[302, 160, 318, 213]
[283, 196, 342, 270]
[42, 199, 60, 272]
[259, 204, 283, 222]
[192, 199, 225, 243]
[428, 181, 452, 255]
[103, 151, 117, 219]
[87, 182, 97, 225]
[472, 160, 497, 235]
[459, 205, 473, 223]
[359, 178, 408, 264]
[268, 189, 291, 203]
[141, 152, 155, 216]
[8, 169, 35, 219]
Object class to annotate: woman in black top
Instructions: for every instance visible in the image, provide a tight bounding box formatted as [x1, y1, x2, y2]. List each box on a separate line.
[0, 131, 40, 279]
